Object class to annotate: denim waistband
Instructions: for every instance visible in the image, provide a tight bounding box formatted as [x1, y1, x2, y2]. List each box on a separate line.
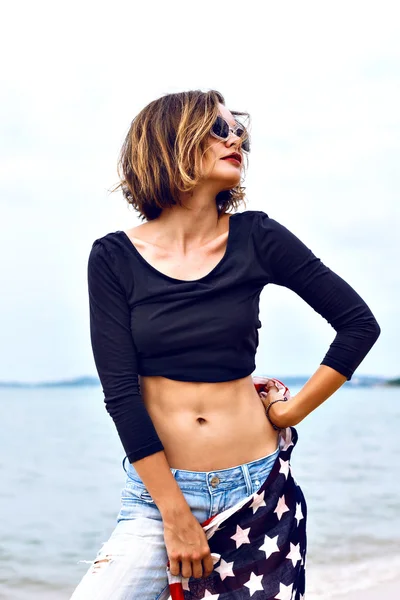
[122, 446, 280, 492]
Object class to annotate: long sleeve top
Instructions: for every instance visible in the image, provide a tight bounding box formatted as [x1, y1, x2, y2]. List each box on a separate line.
[87, 210, 381, 462]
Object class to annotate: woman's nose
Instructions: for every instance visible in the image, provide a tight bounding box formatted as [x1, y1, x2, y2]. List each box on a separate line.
[226, 133, 241, 149]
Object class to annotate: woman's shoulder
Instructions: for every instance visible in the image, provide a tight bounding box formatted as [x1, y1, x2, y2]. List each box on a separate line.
[89, 230, 131, 256]
[229, 209, 272, 233]
[88, 230, 132, 276]
[231, 209, 287, 238]
[231, 209, 280, 230]
[91, 229, 125, 246]
[230, 209, 269, 220]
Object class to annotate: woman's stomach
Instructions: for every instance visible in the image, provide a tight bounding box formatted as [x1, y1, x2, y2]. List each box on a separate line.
[139, 374, 279, 471]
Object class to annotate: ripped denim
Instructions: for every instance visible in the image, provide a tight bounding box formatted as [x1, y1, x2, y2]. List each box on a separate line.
[69, 446, 280, 600]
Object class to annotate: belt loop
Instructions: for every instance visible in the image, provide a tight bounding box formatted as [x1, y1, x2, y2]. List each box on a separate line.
[241, 463, 253, 496]
[122, 455, 128, 473]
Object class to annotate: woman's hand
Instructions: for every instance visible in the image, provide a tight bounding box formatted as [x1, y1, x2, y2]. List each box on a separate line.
[258, 380, 292, 429]
[163, 510, 214, 580]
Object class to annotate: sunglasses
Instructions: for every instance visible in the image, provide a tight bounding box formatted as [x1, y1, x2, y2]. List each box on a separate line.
[210, 115, 250, 152]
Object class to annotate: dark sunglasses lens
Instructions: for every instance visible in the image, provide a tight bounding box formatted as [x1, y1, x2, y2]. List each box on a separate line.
[212, 116, 250, 151]
[212, 115, 229, 139]
[235, 127, 249, 152]
[241, 136, 250, 152]
[235, 122, 250, 152]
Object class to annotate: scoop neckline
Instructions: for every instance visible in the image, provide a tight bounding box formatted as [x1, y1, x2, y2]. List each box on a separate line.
[118, 213, 238, 283]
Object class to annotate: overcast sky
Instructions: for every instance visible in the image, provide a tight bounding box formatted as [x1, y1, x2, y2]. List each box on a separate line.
[1, 0, 399, 382]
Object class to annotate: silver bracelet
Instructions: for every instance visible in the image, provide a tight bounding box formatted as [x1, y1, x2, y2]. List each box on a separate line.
[265, 396, 288, 431]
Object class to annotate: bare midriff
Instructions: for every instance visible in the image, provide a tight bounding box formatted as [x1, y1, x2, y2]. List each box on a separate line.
[125, 212, 279, 471]
[139, 374, 279, 471]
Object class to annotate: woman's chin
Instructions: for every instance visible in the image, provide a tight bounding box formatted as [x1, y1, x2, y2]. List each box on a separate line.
[221, 176, 241, 190]
[215, 169, 241, 188]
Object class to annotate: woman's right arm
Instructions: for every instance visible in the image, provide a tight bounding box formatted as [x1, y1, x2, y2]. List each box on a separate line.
[87, 239, 213, 579]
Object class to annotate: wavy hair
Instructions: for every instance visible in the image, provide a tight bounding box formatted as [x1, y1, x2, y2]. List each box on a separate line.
[112, 89, 250, 221]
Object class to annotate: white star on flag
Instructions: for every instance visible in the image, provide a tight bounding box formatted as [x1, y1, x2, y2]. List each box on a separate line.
[279, 458, 290, 479]
[274, 495, 290, 520]
[243, 571, 264, 596]
[202, 590, 220, 598]
[274, 581, 294, 600]
[214, 558, 235, 581]
[230, 524, 251, 548]
[182, 577, 190, 591]
[249, 489, 266, 513]
[259, 533, 280, 559]
[281, 432, 294, 451]
[286, 542, 302, 567]
[295, 502, 304, 526]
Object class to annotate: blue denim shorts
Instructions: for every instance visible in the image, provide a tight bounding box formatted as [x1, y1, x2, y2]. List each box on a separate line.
[70, 446, 280, 600]
[119, 446, 280, 524]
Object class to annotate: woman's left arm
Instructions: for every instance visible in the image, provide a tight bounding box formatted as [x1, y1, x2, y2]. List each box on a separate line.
[255, 212, 381, 427]
[261, 365, 347, 427]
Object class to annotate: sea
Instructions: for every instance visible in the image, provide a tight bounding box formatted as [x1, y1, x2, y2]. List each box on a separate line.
[0, 382, 399, 599]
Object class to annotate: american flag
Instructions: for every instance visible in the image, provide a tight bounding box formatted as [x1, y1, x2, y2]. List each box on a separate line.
[166, 377, 307, 599]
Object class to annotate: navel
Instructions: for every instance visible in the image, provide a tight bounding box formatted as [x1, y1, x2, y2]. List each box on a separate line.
[196, 417, 207, 425]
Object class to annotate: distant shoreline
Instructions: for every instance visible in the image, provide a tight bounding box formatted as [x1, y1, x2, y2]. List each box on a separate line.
[0, 375, 398, 388]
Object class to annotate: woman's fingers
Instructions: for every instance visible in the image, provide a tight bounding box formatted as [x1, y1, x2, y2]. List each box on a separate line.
[169, 556, 181, 577]
[180, 557, 193, 579]
[266, 380, 278, 390]
[202, 553, 215, 578]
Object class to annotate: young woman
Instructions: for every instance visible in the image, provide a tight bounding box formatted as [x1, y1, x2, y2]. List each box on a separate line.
[70, 89, 380, 599]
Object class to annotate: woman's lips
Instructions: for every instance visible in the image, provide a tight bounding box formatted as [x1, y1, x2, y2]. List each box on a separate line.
[221, 157, 241, 165]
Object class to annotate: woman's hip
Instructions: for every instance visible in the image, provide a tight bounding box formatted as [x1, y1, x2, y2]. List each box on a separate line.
[118, 444, 280, 524]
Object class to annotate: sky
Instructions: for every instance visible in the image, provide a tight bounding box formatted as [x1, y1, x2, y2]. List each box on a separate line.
[1, 0, 399, 382]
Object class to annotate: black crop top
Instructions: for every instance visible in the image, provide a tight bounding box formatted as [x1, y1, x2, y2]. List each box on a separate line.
[87, 210, 381, 463]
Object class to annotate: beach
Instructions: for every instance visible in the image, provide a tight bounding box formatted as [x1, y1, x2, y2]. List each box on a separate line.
[331, 576, 400, 599]
[2, 572, 398, 599]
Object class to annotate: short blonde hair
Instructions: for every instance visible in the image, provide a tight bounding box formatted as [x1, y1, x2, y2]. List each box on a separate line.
[113, 89, 250, 221]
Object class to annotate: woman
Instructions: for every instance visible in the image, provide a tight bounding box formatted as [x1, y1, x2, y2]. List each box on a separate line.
[70, 89, 380, 599]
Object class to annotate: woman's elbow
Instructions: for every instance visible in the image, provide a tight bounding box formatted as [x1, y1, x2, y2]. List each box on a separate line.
[363, 316, 381, 347]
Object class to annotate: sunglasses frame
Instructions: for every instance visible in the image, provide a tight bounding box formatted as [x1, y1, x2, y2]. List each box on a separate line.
[210, 115, 250, 152]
